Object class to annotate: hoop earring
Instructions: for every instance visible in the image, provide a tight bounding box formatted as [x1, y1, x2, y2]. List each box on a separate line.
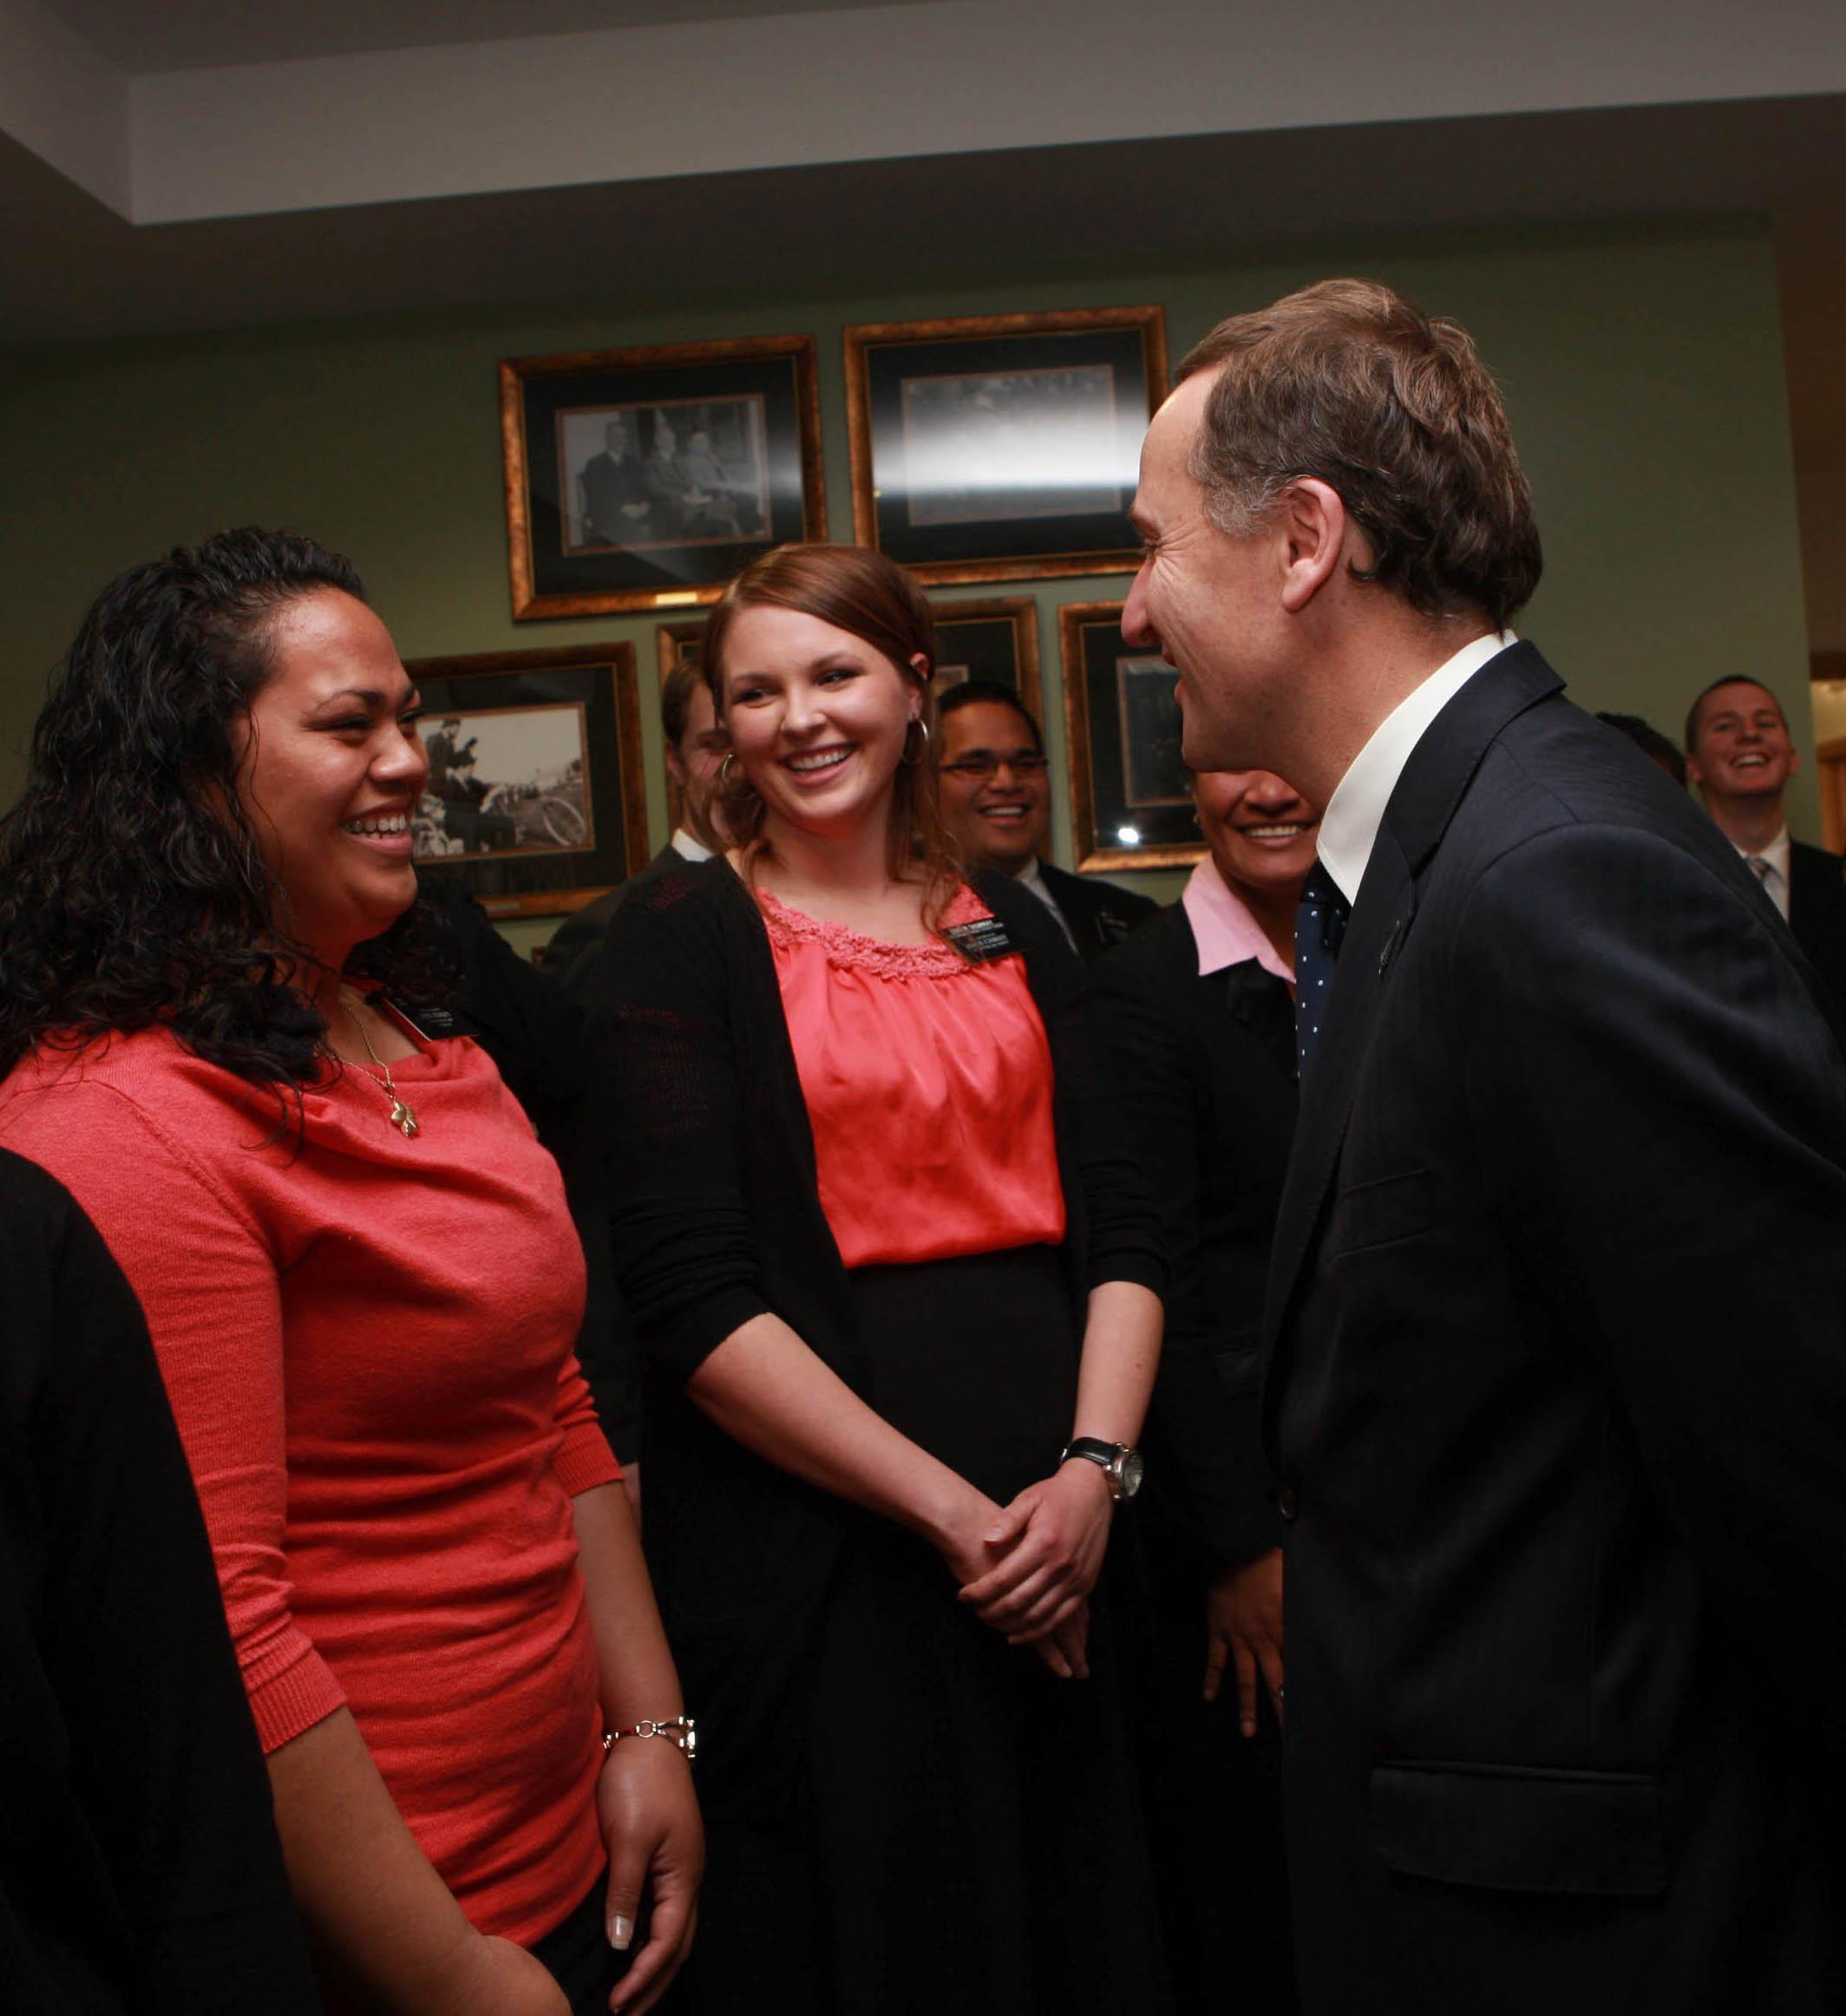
[901, 717, 931, 767]
[719, 750, 745, 793]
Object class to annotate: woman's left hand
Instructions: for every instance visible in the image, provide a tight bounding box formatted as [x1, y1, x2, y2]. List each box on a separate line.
[596, 1733, 704, 2016]
[958, 1460, 1114, 1646]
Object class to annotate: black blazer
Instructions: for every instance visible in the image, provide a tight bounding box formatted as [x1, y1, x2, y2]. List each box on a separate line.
[1094, 904, 1293, 1569]
[1039, 860, 1160, 965]
[1264, 645, 1846, 2013]
[1788, 836, 1846, 1018]
[0, 1154, 317, 2016]
[573, 859, 1163, 1815]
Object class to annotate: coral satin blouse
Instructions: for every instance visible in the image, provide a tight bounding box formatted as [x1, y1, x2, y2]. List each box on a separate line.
[758, 886, 1067, 1268]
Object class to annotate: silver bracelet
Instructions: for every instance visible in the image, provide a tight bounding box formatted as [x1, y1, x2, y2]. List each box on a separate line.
[602, 1715, 697, 1767]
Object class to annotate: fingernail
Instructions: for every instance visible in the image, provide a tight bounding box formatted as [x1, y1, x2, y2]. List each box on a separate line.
[608, 1914, 633, 1950]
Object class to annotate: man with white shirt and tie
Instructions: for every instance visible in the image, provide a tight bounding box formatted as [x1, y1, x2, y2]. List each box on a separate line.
[1122, 277, 1846, 2014]
[1684, 674, 1846, 1016]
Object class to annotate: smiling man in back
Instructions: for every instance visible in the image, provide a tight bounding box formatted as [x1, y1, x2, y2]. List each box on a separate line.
[934, 680, 1157, 962]
[1684, 674, 1846, 1014]
[1122, 278, 1846, 2013]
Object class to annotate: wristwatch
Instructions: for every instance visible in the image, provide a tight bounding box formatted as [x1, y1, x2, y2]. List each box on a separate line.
[1058, 1437, 1145, 1502]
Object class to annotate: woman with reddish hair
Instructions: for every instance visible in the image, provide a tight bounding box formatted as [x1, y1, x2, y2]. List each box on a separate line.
[573, 543, 1170, 2013]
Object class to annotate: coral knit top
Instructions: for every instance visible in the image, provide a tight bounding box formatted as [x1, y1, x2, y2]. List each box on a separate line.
[0, 1019, 620, 1946]
[757, 886, 1066, 1267]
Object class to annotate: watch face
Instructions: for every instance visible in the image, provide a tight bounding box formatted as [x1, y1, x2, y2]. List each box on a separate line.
[1116, 1447, 1145, 1499]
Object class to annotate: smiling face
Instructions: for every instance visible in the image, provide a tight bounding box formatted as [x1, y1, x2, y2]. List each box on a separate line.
[717, 603, 922, 846]
[1123, 369, 1300, 776]
[233, 588, 428, 972]
[1193, 768, 1320, 901]
[934, 697, 1050, 874]
[1686, 679, 1797, 806]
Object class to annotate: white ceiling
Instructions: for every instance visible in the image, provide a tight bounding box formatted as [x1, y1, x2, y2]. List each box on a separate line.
[47, 0, 912, 72]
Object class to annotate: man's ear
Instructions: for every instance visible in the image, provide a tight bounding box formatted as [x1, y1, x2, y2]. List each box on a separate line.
[1684, 749, 1707, 790]
[1276, 478, 1349, 615]
[664, 746, 688, 789]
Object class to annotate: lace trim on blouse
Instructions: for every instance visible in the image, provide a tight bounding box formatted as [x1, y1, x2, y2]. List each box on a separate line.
[755, 887, 989, 981]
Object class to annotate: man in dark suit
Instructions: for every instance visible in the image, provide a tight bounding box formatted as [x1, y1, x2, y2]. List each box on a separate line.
[935, 680, 1159, 962]
[539, 656, 730, 981]
[1123, 277, 1846, 2012]
[1094, 765, 1313, 2013]
[1685, 674, 1846, 1016]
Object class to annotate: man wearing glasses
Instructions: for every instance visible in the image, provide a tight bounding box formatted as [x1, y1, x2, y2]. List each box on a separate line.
[935, 680, 1158, 964]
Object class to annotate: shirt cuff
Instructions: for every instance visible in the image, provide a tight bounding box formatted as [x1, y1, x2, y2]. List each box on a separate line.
[245, 1641, 348, 1755]
[553, 1420, 625, 1496]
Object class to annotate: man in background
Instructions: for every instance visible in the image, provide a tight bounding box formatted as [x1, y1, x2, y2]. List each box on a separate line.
[1123, 276, 1846, 2013]
[934, 679, 1158, 962]
[1685, 674, 1846, 1014]
[540, 657, 729, 980]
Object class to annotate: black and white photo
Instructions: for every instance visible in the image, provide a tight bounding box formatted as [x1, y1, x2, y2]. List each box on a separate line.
[501, 336, 825, 619]
[846, 308, 1167, 585]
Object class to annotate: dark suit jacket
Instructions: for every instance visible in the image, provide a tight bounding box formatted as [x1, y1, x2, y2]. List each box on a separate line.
[1039, 859, 1161, 965]
[1095, 903, 1293, 1569]
[1264, 644, 1846, 2013]
[0, 1154, 317, 2016]
[1788, 836, 1846, 1019]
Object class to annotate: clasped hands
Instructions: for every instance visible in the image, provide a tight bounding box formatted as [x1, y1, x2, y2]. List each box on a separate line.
[942, 1460, 1116, 1680]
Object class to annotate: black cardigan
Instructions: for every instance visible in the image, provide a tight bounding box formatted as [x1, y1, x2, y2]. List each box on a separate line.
[0, 1151, 317, 2015]
[573, 859, 1164, 1810]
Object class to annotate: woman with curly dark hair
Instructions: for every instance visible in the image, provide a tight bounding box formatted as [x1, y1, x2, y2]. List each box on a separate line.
[0, 529, 700, 2016]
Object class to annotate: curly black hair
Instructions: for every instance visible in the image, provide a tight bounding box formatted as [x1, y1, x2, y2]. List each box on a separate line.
[0, 527, 455, 1090]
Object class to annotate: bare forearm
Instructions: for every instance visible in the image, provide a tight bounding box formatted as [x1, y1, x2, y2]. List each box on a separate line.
[686, 1312, 989, 1550]
[1070, 1280, 1162, 1445]
[570, 1481, 684, 1726]
[265, 1708, 487, 2013]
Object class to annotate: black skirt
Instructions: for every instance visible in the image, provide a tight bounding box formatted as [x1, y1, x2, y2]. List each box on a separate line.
[675, 1245, 1169, 2016]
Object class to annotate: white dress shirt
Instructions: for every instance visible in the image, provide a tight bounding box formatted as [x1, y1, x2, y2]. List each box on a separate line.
[1731, 825, 1791, 921]
[1318, 632, 1519, 904]
[670, 827, 714, 863]
[1016, 855, 1079, 951]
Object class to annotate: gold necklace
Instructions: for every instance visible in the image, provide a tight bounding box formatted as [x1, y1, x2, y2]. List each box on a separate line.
[338, 988, 421, 1138]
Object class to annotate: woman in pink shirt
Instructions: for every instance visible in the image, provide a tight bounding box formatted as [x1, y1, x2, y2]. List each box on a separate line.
[576, 544, 1169, 2013]
[0, 529, 701, 2016]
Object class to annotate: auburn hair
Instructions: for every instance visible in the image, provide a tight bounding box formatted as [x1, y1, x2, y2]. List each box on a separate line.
[702, 543, 965, 938]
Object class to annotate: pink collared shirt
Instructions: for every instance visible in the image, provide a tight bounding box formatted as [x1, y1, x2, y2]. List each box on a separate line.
[1182, 856, 1295, 987]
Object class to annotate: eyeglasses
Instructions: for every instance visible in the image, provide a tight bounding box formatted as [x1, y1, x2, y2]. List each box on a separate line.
[939, 752, 1049, 782]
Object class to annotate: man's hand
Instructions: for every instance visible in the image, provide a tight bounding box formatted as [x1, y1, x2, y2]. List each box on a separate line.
[958, 1461, 1114, 1650]
[1204, 1548, 1284, 1738]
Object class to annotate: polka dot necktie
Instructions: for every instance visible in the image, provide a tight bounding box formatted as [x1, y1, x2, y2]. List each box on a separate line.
[1746, 855, 1771, 885]
[1294, 861, 1351, 1080]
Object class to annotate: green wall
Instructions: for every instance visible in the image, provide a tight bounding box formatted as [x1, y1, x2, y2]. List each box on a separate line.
[0, 218, 1811, 959]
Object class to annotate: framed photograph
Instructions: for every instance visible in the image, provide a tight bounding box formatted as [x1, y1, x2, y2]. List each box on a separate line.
[501, 335, 826, 619]
[844, 307, 1168, 586]
[1059, 601, 1202, 874]
[928, 596, 1043, 718]
[405, 643, 650, 918]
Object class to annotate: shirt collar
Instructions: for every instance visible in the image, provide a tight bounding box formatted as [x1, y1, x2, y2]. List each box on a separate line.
[670, 827, 715, 862]
[1318, 632, 1517, 905]
[1182, 856, 1293, 985]
[1015, 855, 1079, 950]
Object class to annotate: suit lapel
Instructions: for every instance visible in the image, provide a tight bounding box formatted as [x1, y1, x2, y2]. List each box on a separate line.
[1260, 644, 1565, 1394]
